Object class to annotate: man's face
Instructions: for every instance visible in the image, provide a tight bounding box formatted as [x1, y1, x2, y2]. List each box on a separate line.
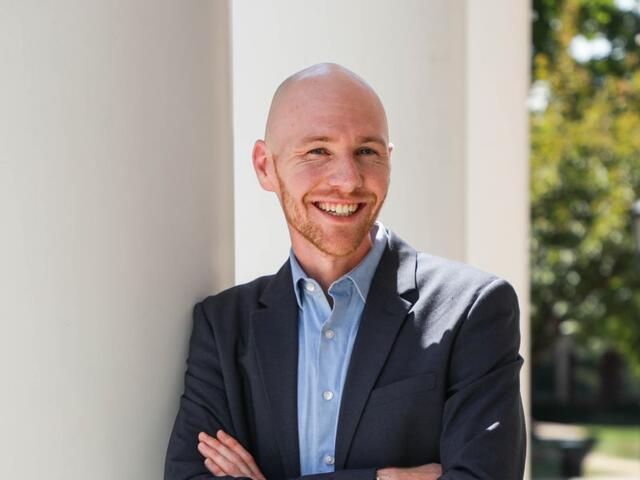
[264, 78, 391, 258]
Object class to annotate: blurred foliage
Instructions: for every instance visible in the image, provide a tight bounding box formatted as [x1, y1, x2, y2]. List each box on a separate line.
[583, 424, 640, 459]
[533, 0, 640, 77]
[531, 0, 640, 375]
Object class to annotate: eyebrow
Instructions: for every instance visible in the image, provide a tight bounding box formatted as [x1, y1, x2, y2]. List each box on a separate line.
[297, 135, 388, 148]
[358, 136, 388, 148]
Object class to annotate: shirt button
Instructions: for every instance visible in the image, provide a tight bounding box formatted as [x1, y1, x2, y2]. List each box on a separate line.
[322, 390, 334, 401]
[304, 282, 315, 292]
[324, 329, 335, 339]
[324, 454, 335, 465]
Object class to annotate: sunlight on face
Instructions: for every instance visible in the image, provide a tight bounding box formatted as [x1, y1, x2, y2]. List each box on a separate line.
[267, 74, 391, 257]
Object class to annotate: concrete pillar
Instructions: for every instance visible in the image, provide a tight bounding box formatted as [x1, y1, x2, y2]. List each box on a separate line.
[464, 1, 531, 476]
[0, 1, 233, 478]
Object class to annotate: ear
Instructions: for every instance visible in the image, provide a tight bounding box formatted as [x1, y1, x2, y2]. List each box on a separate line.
[252, 140, 277, 192]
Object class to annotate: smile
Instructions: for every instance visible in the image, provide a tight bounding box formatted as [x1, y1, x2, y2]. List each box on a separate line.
[313, 202, 362, 217]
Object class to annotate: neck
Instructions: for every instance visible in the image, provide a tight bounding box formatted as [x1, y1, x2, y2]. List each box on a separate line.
[290, 234, 373, 293]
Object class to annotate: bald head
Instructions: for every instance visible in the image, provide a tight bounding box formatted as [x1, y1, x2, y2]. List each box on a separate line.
[264, 63, 389, 151]
[251, 63, 392, 261]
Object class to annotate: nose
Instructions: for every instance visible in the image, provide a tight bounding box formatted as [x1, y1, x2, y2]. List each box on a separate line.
[327, 153, 363, 193]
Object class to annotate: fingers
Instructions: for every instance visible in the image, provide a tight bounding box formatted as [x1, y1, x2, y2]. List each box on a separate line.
[215, 430, 253, 464]
[198, 430, 265, 480]
[203, 457, 227, 477]
[198, 432, 253, 478]
[216, 430, 265, 480]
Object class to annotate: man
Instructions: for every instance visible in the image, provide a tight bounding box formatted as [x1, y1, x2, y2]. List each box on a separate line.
[165, 63, 526, 480]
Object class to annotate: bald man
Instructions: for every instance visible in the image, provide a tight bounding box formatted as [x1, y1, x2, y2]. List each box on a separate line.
[165, 64, 526, 480]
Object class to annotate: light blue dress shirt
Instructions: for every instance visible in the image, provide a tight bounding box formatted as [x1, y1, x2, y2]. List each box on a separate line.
[289, 222, 388, 475]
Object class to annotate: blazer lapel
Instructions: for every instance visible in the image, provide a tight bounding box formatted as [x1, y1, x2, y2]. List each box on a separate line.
[334, 232, 418, 469]
[250, 262, 301, 478]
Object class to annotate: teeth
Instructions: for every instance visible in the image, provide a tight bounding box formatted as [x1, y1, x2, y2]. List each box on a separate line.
[317, 202, 359, 216]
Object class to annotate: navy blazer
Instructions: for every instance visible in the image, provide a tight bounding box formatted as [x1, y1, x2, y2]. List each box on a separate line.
[165, 231, 526, 480]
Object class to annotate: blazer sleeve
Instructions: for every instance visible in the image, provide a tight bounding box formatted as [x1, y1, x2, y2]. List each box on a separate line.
[165, 301, 248, 480]
[439, 278, 526, 480]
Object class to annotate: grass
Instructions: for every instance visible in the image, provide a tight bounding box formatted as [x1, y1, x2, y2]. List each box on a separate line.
[580, 423, 640, 460]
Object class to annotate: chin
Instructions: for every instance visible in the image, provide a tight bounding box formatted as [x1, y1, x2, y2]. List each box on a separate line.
[285, 203, 377, 258]
[311, 226, 371, 258]
[315, 240, 360, 258]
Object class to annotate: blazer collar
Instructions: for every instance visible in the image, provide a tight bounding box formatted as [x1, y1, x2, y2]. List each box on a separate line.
[375, 228, 418, 301]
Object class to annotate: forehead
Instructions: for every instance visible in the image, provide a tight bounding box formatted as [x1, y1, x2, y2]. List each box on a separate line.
[272, 80, 388, 146]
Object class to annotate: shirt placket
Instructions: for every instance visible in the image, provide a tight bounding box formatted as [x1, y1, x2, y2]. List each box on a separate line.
[315, 283, 349, 472]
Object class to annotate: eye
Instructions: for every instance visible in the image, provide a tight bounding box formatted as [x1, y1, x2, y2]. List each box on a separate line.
[307, 147, 330, 156]
[356, 147, 378, 156]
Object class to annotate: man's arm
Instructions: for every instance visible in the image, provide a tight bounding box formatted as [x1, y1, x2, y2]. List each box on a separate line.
[438, 278, 526, 479]
[165, 301, 245, 480]
[199, 432, 442, 480]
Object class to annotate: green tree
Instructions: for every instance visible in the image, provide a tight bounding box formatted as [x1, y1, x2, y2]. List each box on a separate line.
[531, 0, 640, 374]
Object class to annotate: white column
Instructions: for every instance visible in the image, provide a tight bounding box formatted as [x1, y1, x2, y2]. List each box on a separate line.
[464, 2, 531, 476]
[0, 1, 233, 479]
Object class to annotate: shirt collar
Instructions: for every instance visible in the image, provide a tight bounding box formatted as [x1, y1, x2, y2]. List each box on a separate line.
[289, 221, 389, 308]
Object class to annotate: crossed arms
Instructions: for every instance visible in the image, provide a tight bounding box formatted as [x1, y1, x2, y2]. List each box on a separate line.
[196, 429, 442, 480]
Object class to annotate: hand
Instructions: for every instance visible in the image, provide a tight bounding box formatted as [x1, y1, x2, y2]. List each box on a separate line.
[376, 463, 442, 480]
[197, 430, 266, 480]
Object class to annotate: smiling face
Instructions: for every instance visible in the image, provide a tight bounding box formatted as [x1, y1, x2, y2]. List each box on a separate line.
[253, 64, 392, 259]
